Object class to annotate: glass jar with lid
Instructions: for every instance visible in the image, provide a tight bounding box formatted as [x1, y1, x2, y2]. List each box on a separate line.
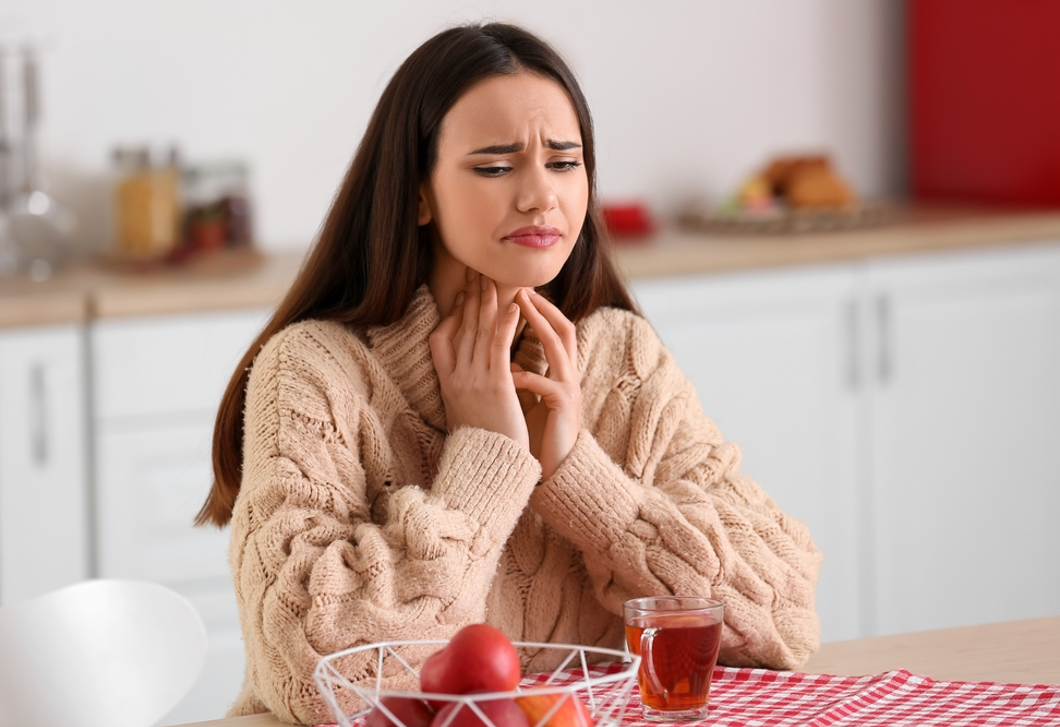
[180, 161, 252, 251]
[112, 146, 181, 258]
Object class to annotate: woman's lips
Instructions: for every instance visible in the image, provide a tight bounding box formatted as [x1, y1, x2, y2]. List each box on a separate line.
[503, 225, 561, 248]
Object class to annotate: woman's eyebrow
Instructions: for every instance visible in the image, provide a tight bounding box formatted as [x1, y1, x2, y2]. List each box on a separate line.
[466, 139, 582, 155]
[547, 140, 581, 151]
[468, 143, 522, 155]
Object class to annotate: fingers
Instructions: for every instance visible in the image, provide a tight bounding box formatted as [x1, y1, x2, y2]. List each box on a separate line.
[511, 369, 573, 409]
[476, 274, 500, 364]
[511, 367, 581, 480]
[492, 300, 521, 371]
[429, 269, 531, 449]
[452, 268, 481, 366]
[516, 289, 578, 380]
[443, 269, 518, 375]
[510, 362, 538, 414]
[428, 289, 463, 376]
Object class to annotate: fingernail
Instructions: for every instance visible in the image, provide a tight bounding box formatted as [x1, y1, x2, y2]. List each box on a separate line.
[466, 268, 475, 282]
[481, 276, 488, 291]
[455, 291, 465, 305]
[508, 302, 518, 313]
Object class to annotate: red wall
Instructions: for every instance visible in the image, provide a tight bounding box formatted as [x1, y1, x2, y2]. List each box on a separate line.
[910, 0, 1060, 205]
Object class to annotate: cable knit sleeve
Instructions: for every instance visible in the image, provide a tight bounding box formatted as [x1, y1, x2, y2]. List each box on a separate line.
[228, 321, 541, 725]
[528, 309, 822, 671]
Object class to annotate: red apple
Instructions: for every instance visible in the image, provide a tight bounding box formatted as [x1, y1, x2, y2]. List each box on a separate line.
[420, 624, 521, 700]
[514, 691, 593, 727]
[430, 697, 529, 727]
[366, 696, 435, 727]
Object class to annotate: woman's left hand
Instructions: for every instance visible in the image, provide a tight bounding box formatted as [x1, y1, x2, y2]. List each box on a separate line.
[511, 288, 582, 481]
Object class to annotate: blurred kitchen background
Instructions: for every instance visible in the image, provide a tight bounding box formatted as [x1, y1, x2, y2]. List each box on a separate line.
[2, 1, 1059, 725]
[0, 0, 905, 256]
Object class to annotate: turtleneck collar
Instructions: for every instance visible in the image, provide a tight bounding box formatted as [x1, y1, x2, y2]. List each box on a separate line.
[365, 285, 547, 433]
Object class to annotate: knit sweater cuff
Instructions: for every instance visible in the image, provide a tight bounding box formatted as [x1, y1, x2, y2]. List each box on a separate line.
[433, 427, 542, 541]
[530, 430, 641, 553]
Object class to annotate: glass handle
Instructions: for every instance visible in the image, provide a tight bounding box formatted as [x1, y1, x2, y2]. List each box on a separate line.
[640, 627, 665, 699]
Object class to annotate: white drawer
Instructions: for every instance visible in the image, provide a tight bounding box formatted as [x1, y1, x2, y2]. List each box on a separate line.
[95, 421, 229, 583]
[91, 308, 270, 422]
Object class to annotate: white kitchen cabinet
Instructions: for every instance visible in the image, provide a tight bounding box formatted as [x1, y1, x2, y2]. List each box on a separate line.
[632, 265, 864, 643]
[95, 423, 244, 724]
[632, 239, 1060, 643]
[92, 308, 274, 422]
[90, 306, 270, 725]
[864, 243, 1060, 636]
[95, 422, 229, 583]
[0, 324, 90, 606]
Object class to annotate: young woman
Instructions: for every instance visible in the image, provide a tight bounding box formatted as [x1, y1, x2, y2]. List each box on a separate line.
[198, 22, 821, 725]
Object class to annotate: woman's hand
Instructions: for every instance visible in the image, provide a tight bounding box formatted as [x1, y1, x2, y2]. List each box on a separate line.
[429, 269, 529, 449]
[511, 289, 582, 480]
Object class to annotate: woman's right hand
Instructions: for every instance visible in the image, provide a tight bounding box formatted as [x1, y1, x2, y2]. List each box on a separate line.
[429, 269, 529, 449]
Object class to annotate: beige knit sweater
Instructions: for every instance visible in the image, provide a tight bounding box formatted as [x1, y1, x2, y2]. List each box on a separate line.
[227, 286, 822, 724]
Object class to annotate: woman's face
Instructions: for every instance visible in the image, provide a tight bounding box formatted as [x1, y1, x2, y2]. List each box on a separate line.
[421, 71, 589, 294]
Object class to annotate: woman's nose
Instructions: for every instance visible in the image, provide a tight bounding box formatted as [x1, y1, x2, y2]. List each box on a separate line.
[516, 167, 558, 213]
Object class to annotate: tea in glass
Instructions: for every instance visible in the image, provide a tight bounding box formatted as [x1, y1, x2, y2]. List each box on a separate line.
[623, 596, 723, 722]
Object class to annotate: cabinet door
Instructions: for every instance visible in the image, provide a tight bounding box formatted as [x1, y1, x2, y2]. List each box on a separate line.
[632, 265, 863, 642]
[96, 417, 246, 726]
[91, 307, 270, 582]
[92, 307, 271, 423]
[0, 324, 89, 605]
[95, 422, 245, 726]
[95, 422, 228, 582]
[91, 307, 268, 722]
[866, 242, 1060, 636]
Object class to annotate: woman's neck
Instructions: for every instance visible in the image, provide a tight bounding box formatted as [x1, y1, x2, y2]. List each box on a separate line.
[428, 263, 522, 320]
[428, 266, 527, 353]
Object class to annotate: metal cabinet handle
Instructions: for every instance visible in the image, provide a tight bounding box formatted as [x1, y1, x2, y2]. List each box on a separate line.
[846, 298, 861, 391]
[29, 362, 48, 467]
[876, 295, 892, 384]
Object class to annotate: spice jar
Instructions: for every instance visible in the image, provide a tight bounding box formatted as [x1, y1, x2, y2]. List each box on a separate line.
[112, 146, 181, 258]
[181, 161, 252, 251]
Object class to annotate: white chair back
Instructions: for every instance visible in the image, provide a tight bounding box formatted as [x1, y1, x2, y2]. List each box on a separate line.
[0, 579, 207, 727]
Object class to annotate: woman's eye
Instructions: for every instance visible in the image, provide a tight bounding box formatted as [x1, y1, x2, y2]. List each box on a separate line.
[549, 160, 583, 173]
[473, 166, 512, 177]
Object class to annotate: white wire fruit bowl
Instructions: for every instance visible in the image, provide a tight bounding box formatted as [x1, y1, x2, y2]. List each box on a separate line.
[314, 640, 641, 727]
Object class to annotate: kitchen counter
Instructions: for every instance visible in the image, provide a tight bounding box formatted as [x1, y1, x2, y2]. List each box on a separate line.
[3, 205, 1060, 329]
[613, 204, 1060, 279]
[0, 248, 303, 328]
[169, 616, 1060, 726]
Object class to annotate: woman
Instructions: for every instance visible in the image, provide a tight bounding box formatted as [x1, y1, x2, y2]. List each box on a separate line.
[198, 22, 821, 725]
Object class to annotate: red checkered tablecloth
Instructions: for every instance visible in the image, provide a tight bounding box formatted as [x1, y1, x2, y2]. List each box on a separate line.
[607, 662, 1060, 726]
[333, 662, 1060, 726]
[638, 665, 1060, 726]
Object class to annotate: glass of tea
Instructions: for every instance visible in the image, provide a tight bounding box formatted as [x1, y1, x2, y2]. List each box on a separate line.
[623, 596, 724, 722]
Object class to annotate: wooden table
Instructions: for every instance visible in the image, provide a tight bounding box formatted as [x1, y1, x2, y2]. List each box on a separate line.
[172, 616, 1060, 726]
[802, 615, 1060, 685]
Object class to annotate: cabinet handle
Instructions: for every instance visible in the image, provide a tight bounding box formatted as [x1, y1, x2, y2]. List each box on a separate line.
[846, 299, 860, 391]
[876, 295, 892, 384]
[29, 362, 48, 467]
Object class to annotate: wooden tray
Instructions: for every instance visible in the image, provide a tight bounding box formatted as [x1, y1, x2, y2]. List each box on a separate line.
[679, 202, 897, 235]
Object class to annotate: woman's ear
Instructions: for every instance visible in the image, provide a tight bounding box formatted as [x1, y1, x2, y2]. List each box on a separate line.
[418, 184, 432, 226]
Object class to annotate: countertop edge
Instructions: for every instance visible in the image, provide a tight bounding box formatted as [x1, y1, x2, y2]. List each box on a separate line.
[4, 208, 1060, 329]
[611, 210, 1060, 279]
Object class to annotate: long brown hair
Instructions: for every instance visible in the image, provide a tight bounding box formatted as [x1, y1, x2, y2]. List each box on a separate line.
[197, 22, 637, 527]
